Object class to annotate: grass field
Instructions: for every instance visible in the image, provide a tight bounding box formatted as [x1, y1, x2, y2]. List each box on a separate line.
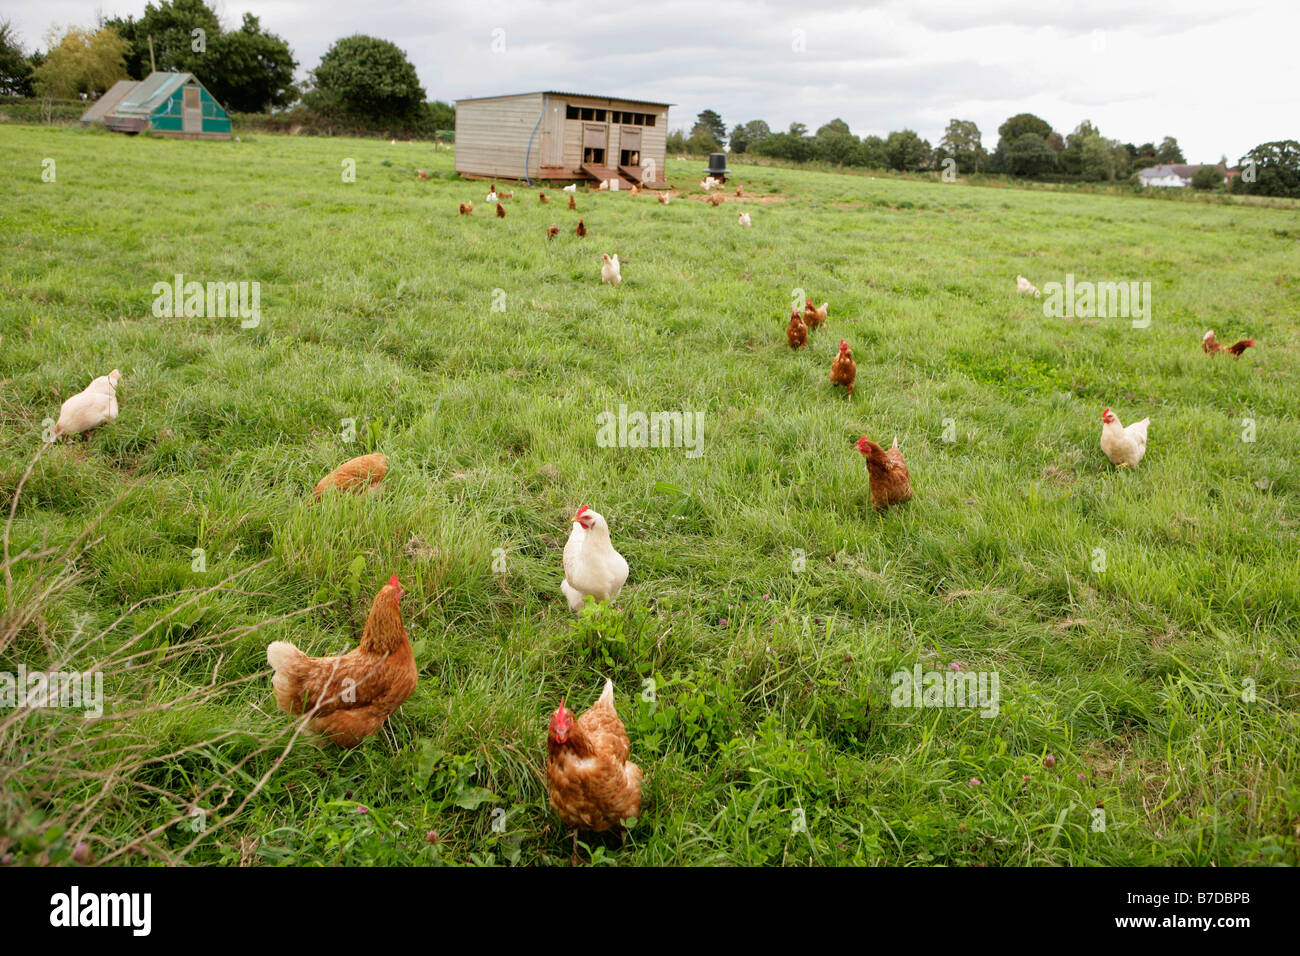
[2, 123, 1298, 866]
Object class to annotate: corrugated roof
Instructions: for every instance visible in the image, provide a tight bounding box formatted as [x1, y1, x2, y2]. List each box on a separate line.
[113, 72, 192, 116]
[457, 90, 673, 107]
[79, 79, 139, 123]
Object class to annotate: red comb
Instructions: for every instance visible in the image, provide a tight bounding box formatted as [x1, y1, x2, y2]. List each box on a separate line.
[389, 573, 400, 588]
[575, 506, 589, 518]
[840, 340, 848, 350]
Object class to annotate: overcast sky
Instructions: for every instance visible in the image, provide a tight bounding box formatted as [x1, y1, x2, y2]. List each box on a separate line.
[6, 0, 1296, 162]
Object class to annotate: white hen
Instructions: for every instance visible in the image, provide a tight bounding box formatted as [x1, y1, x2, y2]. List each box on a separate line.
[737, 211, 751, 227]
[601, 253, 621, 286]
[563, 183, 578, 193]
[53, 369, 121, 439]
[1016, 275, 1041, 296]
[561, 506, 628, 612]
[1100, 408, 1150, 468]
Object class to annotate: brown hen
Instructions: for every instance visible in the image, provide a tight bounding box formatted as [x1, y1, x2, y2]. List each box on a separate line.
[266, 575, 417, 747]
[856, 436, 913, 511]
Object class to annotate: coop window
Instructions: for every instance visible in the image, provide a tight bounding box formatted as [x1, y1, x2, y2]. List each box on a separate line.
[583, 147, 606, 165]
[580, 107, 594, 120]
[644, 113, 655, 127]
[566, 105, 579, 119]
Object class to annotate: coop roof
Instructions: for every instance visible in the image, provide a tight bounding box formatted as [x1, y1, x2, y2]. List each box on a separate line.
[111, 72, 194, 117]
[79, 79, 140, 123]
[457, 90, 672, 107]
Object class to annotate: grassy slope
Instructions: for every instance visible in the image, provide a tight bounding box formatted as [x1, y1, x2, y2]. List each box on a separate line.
[1, 124, 1298, 866]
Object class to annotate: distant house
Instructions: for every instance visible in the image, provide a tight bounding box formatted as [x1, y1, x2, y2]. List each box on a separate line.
[454, 91, 671, 187]
[80, 72, 231, 139]
[1137, 163, 1224, 188]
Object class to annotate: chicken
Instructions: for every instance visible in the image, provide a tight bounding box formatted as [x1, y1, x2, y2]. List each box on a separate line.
[737, 211, 751, 227]
[1202, 330, 1254, 357]
[576, 218, 587, 238]
[547, 225, 560, 240]
[657, 192, 671, 205]
[540, 192, 549, 203]
[1099, 408, 1149, 469]
[568, 194, 577, 210]
[499, 190, 514, 200]
[709, 193, 722, 207]
[563, 183, 578, 193]
[458, 202, 473, 215]
[735, 185, 744, 197]
[311, 453, 388, 501]
[601, 253, 621, 286]
[496, 202, 506, 218]
[52, 369, 121, 439]
[804, 299, 828, 330]
[1016, 275, 1041, 296]
[629, 183, 641, 196]
[266, 574, 417, 747]
[856, 436, 913, 511]
[598, 180, 610, 191]
[829, 339, 856, 397]
[786, 309, 808, 350]
[416, 170, 429, 181]
[547, 679, 642, 862]
[486, 191, 498, 203]
[561, 506, 628, 611]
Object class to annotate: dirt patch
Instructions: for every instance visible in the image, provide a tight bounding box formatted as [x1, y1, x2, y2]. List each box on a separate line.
[684, 193, 789, 205]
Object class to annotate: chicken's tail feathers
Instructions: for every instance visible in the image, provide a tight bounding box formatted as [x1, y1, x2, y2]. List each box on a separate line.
[1130, 418, 1151, 441]
[598, 678, 615, 709]
[266, 640, 302, 673]
[891, 436, 899, 450]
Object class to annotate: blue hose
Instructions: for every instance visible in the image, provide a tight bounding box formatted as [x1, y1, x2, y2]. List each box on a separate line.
[524, 93, 547, 186]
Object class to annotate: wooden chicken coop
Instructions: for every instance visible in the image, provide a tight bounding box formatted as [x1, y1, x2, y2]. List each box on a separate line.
[454, 91, 671, 188]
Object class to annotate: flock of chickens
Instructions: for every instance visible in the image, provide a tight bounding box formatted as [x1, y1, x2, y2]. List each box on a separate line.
[40, 171, 1260, 864]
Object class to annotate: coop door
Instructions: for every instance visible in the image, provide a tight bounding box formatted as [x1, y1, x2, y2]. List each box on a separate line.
[582, 124, 606, 166]
[619, 127, 641, 169]
[542, 101, 564, 166]
[182, 86, 201, 133]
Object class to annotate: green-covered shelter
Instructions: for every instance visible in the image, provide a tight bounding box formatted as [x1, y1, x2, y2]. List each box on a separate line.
[80, 71, 231, 139]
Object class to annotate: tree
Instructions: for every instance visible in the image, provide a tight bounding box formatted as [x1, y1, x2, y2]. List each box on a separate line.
[998, 112, 1053, 145]
[426, 100, 454, 130]
[859, 135, 887, 169]
[1191, 166, 1222, 190]
[306, 35, 426, 123]
[787, 121, 808, 138]
[816, 131, 861, 166]
[0, 20, 36, 96]
[939, 118, 985, 173]
[1059, 120, 1100, 176]
[204, 14, 296, 112]
[728, 124, 750, 154]
[107, 2, 296, 113]
[33, 25, 128, 98]
[695, 109, 725, 145]
[1004, 133, 1057, 176]
[753, 130, 813, 162]
[686, 122, 721, 154]
[105, 0, 221, 79]
[814, 119, 859, 165]
[666, 129, 686, 154]
[1232, 140, 1300, 198]
[816, 118, 851, 138]
[884, 129, 931, 171]
[1155, 136, 1185, 164]
[1079, 134, 1117, 181]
